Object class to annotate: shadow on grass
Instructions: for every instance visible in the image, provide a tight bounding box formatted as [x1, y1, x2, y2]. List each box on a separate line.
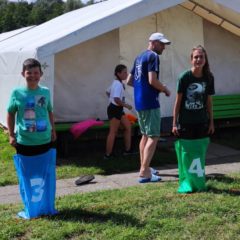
[206, 173, 240, 184]
[206, 173, 240, 196]
[49, 208, 143, 227]
[207, 186, 240, 196]
[56, 137, 177, 175]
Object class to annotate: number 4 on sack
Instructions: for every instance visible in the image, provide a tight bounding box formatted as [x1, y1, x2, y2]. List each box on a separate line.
[188, 158, 204, 177]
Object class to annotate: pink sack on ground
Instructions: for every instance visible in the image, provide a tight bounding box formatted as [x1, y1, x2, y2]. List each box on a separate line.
[70, 119, 104, 139]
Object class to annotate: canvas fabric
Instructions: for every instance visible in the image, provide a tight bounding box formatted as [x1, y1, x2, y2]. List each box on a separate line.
[13, 148, 57, 219]
[175, 137, 210, 193]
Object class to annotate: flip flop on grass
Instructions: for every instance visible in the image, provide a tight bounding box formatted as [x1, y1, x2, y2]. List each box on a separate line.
[75, 175, 95, 186]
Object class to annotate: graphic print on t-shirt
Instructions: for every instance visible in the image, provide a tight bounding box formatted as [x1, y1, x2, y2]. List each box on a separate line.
[24, 95, 47, 132]
[185, 82, 206, 110]
[37, 96, 46, 107]
[135, 62, 142, 82]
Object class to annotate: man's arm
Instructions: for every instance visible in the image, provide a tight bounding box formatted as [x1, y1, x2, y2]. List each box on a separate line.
[126, 74, 133, 87]
[148, 72, 170, 96]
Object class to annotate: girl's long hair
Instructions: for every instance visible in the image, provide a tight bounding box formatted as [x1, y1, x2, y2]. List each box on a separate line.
[191, 45, 214, 83]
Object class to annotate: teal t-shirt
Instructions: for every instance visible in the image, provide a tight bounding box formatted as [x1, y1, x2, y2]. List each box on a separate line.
[177, 70, 215, 125]
[7, 85, 53, 146]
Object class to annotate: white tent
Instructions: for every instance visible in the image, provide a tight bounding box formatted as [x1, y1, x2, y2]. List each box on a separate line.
[0, 0, 240, 127]
[0, 26, 35, 42]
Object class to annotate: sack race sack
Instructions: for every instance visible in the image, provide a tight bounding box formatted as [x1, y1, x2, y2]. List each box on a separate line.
[175, 138, 210, 193]
[13, 148, 58, 219]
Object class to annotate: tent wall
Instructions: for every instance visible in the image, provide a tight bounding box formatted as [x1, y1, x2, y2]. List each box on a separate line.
[53, 4, 240, 122]
[54, 5, 204, 121]
[1, 1, 240, 126]
[37, 55, 55, 100]
[121, 5, 240, 117]
[203, 20, 240, 94]
[120, 5, 204, 117]
[0, 51, 37, 127]
[54, 30, 119, 122]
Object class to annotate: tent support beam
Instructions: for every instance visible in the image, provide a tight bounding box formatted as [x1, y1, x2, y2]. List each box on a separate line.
[180, 0, 240, 36]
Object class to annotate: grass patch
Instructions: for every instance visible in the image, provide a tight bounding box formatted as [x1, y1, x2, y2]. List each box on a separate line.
[1, 126, 240, 187]
[0, 129, 177, 186]
[1, 174, 240, 239]
[0, 129, 18, 186]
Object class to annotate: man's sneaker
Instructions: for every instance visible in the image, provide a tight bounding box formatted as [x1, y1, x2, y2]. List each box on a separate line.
[123, 149, 138, 156]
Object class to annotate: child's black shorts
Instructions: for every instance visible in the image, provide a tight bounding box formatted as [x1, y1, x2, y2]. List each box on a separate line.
[15, 141, 56, 156]
[178, 123, 209, 139]
[107, 103, 124, 120]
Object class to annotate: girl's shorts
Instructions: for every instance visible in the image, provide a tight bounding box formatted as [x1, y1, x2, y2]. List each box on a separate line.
[107, 103, 124, 120]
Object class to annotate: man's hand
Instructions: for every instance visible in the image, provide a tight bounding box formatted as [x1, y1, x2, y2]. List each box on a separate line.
[163, 85, 171, 97]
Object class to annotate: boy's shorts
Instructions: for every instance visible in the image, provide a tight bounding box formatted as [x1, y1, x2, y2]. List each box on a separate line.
[137, 108, 161, 137]
[107, 103, 124, 120]
[15, 142, 55, 156]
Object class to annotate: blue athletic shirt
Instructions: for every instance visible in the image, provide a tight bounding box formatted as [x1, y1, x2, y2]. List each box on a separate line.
[131, 50, 160, 111]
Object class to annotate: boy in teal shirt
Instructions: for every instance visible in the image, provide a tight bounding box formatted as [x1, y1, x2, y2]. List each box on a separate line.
[7, 58, 56, 155]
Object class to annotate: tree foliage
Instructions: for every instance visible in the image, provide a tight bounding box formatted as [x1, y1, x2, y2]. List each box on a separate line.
[64, 0, 83, 13]
[0, 0, 98, 33]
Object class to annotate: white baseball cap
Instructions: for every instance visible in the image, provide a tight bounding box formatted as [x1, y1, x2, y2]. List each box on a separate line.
[149, 32, 171, 45]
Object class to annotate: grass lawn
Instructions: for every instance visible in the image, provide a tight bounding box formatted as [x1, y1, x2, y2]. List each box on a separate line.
[1, 174, 240, 239]
[0, 128, 176, 186]
[1, 127, 240, 239]
[1, 126, 240, 186]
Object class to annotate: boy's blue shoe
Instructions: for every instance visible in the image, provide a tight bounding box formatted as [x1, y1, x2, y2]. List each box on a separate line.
[138, 174, 162, 183]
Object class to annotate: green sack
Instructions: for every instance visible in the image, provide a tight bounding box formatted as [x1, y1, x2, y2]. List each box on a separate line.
[175, 137, 210, 193]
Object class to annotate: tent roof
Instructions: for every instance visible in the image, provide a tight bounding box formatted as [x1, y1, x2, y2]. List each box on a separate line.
[181, 0, 240, 36]
[0, 0, 183, 58]
[0, 0, 239, 58]
[0, 26, 35, 42]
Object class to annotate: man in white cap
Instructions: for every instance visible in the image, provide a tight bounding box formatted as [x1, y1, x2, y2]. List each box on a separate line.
[127, 32, 171, 183]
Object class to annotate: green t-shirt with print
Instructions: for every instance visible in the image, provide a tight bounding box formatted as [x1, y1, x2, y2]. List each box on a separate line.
[177, 70, 215, 125]
[7, 85, 53, 146]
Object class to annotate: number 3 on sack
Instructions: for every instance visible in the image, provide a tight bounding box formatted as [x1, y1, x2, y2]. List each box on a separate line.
[30, 178, 45, 202]
[188, 158, 204, 177]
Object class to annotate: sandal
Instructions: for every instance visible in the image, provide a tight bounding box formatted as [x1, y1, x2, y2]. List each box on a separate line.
[150, 167, 159, 176]
[75, 175, 95, 186]
[138, 174, 162, 183]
